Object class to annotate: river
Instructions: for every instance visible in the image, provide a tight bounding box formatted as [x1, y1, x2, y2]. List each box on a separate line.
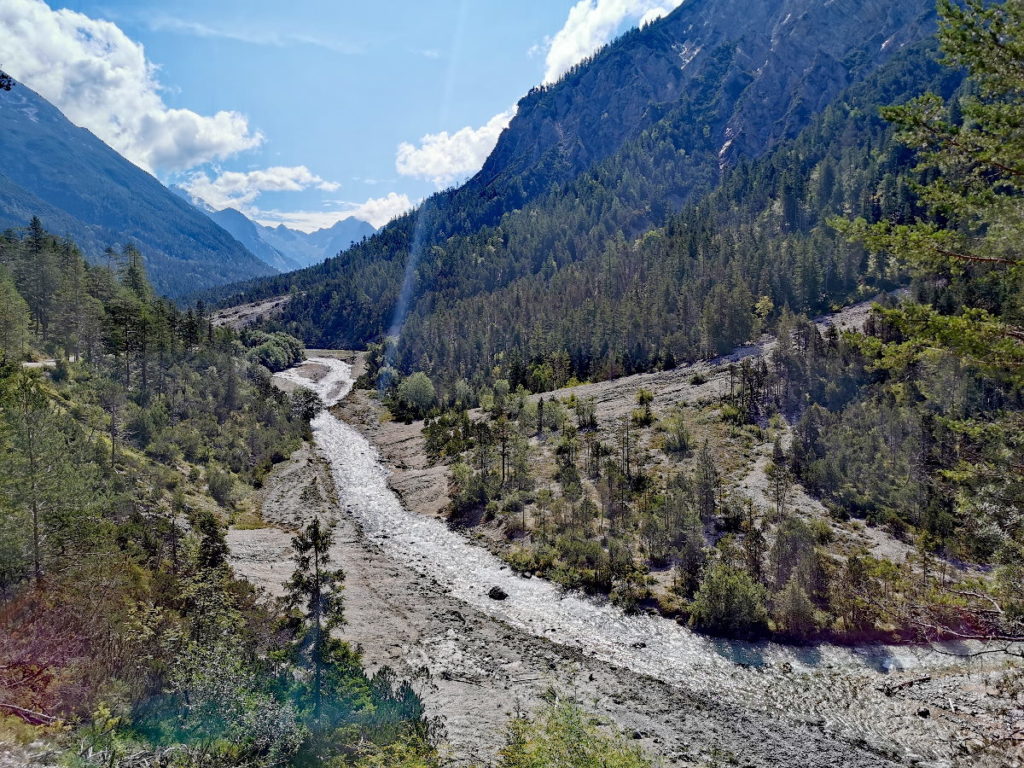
[232, 356, 1019, 767]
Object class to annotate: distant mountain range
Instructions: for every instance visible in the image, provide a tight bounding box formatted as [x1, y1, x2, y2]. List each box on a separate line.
[0, 83, 276, 297]
[186, 196, 376, 272]
[256, 216, 376, 270]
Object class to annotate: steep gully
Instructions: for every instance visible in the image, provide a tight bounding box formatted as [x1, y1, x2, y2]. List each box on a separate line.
[227, 357, 1018, 768]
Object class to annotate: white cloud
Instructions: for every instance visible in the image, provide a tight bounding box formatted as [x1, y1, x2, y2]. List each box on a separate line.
[395, 108, 515, 186]
[0, 0, 262, 173]
[145, 15, 362, 55]
[392, 1, 684, 187]
[542, 0, 684, 84]
[182, 166, 340, 212]
[255, 192, 415, 232]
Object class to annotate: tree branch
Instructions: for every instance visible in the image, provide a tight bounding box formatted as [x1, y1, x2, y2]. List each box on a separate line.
[0, 701, 55, 725]
[932, 246, 1023, 266]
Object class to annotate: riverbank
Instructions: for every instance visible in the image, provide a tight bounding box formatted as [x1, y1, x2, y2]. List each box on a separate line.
[227, 357, 1020, 767]
[316, 299, 954, 635]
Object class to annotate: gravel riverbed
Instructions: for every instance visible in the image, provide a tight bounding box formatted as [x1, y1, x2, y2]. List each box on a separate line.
[227, 357, 1020, 768]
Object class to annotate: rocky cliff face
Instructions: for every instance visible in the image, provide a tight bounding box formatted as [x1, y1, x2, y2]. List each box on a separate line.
[471, 0, 935, 204]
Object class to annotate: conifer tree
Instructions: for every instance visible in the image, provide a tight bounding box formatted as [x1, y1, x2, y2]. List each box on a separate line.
[284, 517, 345, 721]
[0, 268, 30, 364]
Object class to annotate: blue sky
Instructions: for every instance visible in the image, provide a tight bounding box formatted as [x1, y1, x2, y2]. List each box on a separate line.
[0, 0, 684, 230]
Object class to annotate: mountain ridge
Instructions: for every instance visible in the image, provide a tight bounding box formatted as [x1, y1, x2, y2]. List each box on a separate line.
[0, 83, 277, 297]
[175, 186, 378, 271]
[212, 0, 938, 362]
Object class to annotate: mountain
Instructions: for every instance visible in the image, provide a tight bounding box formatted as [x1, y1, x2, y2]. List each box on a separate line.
[0, 83, 276, 297]
[173, 186, 378, 271]
[214, 0, 938, 367]
[257, 217, 377, 269]
[471, 0, 935, 214]
[205, 207, 303, 273]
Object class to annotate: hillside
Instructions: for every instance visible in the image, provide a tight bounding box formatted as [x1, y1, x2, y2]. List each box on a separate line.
[225, 38, 955, 393]
[470, 0, 935, 216]
[206, 206, 302, 273]
[0, 222, 439, 767]
[0, 83, 276, 297]
[213, 0, 938, 369]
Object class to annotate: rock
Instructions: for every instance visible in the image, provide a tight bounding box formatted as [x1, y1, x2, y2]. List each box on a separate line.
[488, 586, 508, 600]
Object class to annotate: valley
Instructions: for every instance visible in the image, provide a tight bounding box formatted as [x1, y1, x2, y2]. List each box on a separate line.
[2, 0, 1024, 766]
[227, 353, 1020, 767]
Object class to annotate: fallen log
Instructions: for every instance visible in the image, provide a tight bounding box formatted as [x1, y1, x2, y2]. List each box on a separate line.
[877, 676, 931, 696]
[0, 701, 56, 725]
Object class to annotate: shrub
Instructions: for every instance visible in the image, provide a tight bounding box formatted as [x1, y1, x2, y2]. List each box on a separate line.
[773, 575, 818, 638]
[207, 466, 235, 508]
[661, 414, 691, 455]
[689, 563, 768, 638]
[397, 372, 436, 418]
[498, 700, 652, 768]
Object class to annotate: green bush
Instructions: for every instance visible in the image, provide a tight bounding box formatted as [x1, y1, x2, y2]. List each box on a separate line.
[498, 699, 652, 768]
[397, 372, 436, 418]
[689, 563, 768, 638]
[207, 466, 235, 508]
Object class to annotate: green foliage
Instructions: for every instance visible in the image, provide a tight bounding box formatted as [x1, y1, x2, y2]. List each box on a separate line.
[773, 576, 818, 639]
[284, 518, 346, 723]
[660, 413, 691, 455]
[814, 1, 1019, 536]
[396, 372, 436, 418]
[0, 267, 29, 363]
[0, 226, 435, 768]
[498, 699, 652, 768]
[243, 330, 305, 373]
[689, 563, 769, 639]
[206, 467, 236, 508]
[291, 388, 326, 423]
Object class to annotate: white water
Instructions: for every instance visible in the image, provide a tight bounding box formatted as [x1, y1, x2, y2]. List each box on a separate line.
[278, 357, 1013, 763]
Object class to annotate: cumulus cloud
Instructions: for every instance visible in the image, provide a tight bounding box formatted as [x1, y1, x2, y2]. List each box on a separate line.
[395, 108, 515, 185]
[0, 0, 262, 173]
[182, 166, 340, 212]
[542, 0, 684, 84]
[392, 1, 684, 186]
[255, 192, 415, 232]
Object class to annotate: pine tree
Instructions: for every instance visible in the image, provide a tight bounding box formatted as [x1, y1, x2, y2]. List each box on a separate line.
[836, 0, 1024, 631]
[284, 518, 345, 721]
[694, 440, 719, 523]
[0, 268, 30, 364]
[774, 575, 818, 638]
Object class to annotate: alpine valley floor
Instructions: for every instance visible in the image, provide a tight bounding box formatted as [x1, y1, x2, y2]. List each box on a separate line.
[227, 353, 1020, 768]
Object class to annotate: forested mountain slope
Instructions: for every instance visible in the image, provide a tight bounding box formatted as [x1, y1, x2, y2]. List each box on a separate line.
[0, 83, 276, 297]
[214, 0, 938, 374]
[378, 42, 962, 390]
[471, 0, 935, 215]
[229, 39, 957, 398]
